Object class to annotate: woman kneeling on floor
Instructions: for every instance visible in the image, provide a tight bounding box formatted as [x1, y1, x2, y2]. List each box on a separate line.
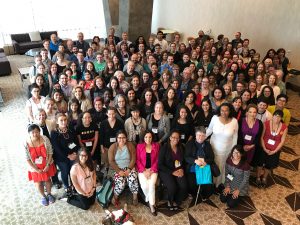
[66, 148, 96, 210]
[220, 145, 250, 208]
[25, 124, 57, 206]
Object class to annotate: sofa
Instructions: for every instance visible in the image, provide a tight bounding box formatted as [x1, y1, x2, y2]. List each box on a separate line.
[11, 31, 57, 54]
[0, 48, 11, 76]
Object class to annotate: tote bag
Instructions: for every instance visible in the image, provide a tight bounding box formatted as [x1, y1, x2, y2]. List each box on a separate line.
[195, 164, 212, 185]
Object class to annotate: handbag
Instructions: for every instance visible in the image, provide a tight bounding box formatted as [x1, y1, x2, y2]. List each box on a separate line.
[210, 163, 221, 177]
[195, 164, 212, 185]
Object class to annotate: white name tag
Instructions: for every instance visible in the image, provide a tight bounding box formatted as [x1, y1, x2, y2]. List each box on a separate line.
[110, 137, 116, 143]
[227, 174, 234, 181]
[245, 135, 252, 141]
[175, 160, 181, 168]
[181, 134, 185, 140]
[267, 139, 275, 145]
[68, 143, 76, 149]
[85, 141, 93, 147]
[35, 156, 43, 165]
[152, 128, 158, 134]
[168, 113, 173, 119]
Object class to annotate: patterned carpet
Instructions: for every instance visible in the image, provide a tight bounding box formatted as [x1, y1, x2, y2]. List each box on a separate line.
[0, 55, 299, 225]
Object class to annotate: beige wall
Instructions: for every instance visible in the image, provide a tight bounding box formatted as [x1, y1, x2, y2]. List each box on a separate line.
[152, 0, 300, 68]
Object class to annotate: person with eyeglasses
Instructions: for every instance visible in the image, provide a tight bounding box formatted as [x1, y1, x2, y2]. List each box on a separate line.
[158, 130, 188, 210]
[267, 94, 290, 126]
[62, 149, 96, 210]
[108, 130, 139, 207]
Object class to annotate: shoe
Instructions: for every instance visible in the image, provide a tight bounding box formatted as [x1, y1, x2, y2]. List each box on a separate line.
[172, 203, 178, 211]
[167, 201, 174, 211]
[48, 194, 56, 204]
[149, 204, 157, 216]
[55, 183, 62, 189]
[261, 178, 267, 188]
[256, 178, 262, 187]
[41, 197, 49, 206]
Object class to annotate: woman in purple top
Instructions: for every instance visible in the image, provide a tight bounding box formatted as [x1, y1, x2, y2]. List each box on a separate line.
[238, 104, 263, 165]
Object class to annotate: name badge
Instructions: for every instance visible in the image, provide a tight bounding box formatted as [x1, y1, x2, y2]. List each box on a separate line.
[175, 160, 181, 168]
[244, 135, 252, 141]
[152, 128, 158, 134]
[85, 141, 93, 147]
[181, 134, 185, 140]
[110, 137, 116, 143]
[267, 139, 275, 145]
[35, 156, 43, 165]
[68, 143, 76, 149]
[227, 174, 234, 181]
[168, 113, 173, 119]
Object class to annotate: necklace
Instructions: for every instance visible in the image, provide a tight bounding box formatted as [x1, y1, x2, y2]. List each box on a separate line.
[58, 127, 69, 139]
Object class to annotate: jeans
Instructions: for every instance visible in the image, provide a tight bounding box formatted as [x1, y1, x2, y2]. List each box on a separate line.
[56, 160, 74, 189]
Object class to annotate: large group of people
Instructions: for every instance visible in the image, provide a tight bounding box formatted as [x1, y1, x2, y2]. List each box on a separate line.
[24, 28, 290, 214]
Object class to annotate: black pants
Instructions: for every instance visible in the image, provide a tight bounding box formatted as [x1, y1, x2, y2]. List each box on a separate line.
[68, 191, 96, 210]
[186, 172, 213, 199]
[220, 193, 240, 208]
[159, 172, 188, 205]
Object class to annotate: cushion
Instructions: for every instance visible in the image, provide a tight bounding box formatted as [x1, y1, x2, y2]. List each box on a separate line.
[29, 31, 41, 42]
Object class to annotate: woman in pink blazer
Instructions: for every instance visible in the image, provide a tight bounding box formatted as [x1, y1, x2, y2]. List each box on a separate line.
[136, 131, 160, 216]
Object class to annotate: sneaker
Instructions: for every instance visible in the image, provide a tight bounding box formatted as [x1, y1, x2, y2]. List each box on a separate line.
[41, 197, 49, 206]
[48, 194, 56, 204]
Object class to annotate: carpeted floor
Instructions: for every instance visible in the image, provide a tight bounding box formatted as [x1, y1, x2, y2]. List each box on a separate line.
[0, 55, 299, 225]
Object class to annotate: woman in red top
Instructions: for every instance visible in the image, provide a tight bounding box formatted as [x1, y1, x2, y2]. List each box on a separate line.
[257, 110, 287, 187]
[24, 124, 56, 206]
[136, 131, 160, 216]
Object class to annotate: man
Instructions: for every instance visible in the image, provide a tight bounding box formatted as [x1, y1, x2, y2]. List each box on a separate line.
[49, 33, 61, 53]
[42, 39, 52, 59]
[178, 53, 191, 73]
[76, 51, 87, 79]
[116, 32, 132, 50]
[69, 46, 79, 62]
[231, 31, 243, 49]
[94, 52, 106, 73]
[153, 44, 162, 64]
[275, 70, 286, 94]
[169, 42, 181, 63]
[180, 67, 194, 92]
[74, 32, 90, 54]
[123, 60, 139, 82]
[160, 54, 176, 74]
[267, 94, 291, 126]
[123, 54, 143, 75]
[173, 33, 181, 51]
[195, 30, 209, 48]
[256, 98, 272, 122]
[65, 39, 74, 55]
[105, 27, 120, 45]
[40, 48, 51, 71]
[148, 36, 155, 52]
[154, 31, 168, 52]
[59, 73, 73, 100]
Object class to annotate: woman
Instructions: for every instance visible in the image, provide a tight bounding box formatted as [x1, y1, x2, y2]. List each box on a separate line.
[258, 85, 275, 106]
[171, 105, 194, 144]
[206, 103, 238, 188]
[147, 101, 170, 144]
[126, 88, 139, 108]
[114, 94, 131, 123]
[48, 63, 59, 89]
[136, 131, 160, 215]
[64, 68, 77, 87]
[220, 70, 237, 91]
[238, 104, 263, 165]
[197, 67, 205, 84]
[108, 130, 139, 206]
[162, 87, 179, 123]
[223, 84, 236, 103]
[67, 98, 81, 130]
[182, 90, 199, 122]
[232, 97, 243, 123]
[255, 74, 264, 96]
[150, 79, 161, 101]
[51, 113, 80, 196]
[103, 89, 114, 108]
[55, 51, 69, 74]
[43, 97, 57, 131]
[28, 74, 49, 98]
[66, 149, 96, 210]
[158, 130, 188, 210]
[26, 84, 46, 123]
[99, 60, 115, 84]
[241, 89, 252, 111]
[185, 127, 215, 200]
[192, 83, 203, 107]
[195, 98, 214, 128]
[158, 70, 171, 97]
[52, 89, 67, 113]
[200, 77, 210, 98]
[108, 77, 123, 98]
[220, 145, 250, 208]
[72, 86, 93, 112]
[256, 110, 287, 187]
[91, 76, 107, 101]
[100, 107, 124, 170]
[210, 87, 226, 112]
[131, 75, 143, 99]
[124, 105, 147, 144]
[261, 74, 281, 100]
[25, 124, 56, 206]
[139, 88, 156, 119]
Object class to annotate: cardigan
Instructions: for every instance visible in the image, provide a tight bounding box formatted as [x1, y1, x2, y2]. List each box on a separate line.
[146, 114, 170, 143]
[124, 117, 147, 142]
[136, 142, 160, 173]
[108, 142, 136, 173]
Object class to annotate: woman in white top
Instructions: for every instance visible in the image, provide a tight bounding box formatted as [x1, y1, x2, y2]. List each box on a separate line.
[206, 102, 238, 187]
[26, 83, 46, 123]
[66, 149, 96, 210]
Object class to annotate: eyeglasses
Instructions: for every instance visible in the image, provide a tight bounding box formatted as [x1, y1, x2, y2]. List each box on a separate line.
[170, 136, 180, 140]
